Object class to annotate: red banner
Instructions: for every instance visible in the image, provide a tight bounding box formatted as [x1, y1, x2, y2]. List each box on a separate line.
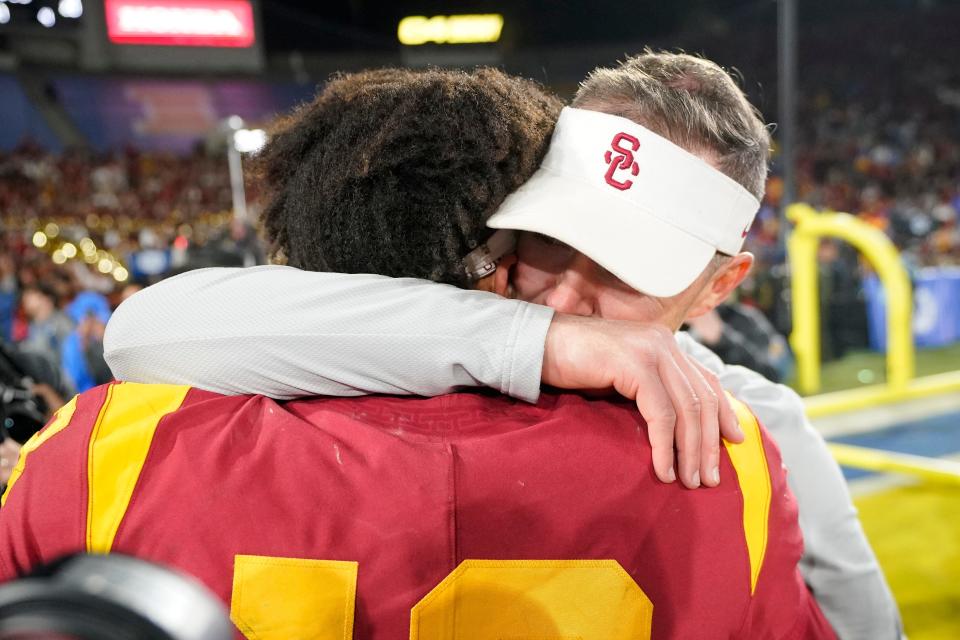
[105, 0, 255, 48]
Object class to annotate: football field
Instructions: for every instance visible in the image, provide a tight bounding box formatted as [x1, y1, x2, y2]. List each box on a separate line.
[857, 481, 960, 639]
[815, 396, 960, 638]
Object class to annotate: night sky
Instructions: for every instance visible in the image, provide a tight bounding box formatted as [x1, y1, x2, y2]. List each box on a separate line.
[259, 0, 932, 53]
[260, 0, 760, 52]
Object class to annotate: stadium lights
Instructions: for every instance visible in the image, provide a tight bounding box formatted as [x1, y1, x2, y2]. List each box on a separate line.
[37, 6, 56, 27]
[58, 0, 83, 19]
[398, 14, 504, 46]
[31, 222, 128, 275]
[233, 128, 266, 154]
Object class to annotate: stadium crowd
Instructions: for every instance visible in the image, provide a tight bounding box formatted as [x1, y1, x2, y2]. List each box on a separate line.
[0, 143, 265, 458]
[737, 15, 960, 354]
[0, 141, 237, 224]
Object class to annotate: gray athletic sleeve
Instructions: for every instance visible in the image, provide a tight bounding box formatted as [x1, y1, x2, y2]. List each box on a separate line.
[104, 266, 554, 403]
[676, 331, 903, 640]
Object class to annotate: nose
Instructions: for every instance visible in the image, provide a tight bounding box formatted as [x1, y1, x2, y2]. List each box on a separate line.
[542, 254, 598, 317]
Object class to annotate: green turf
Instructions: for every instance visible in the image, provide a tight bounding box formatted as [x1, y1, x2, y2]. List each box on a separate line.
[787, 343, 960, 395]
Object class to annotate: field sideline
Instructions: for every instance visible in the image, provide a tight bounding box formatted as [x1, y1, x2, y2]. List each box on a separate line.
[814, 389, 960, 638]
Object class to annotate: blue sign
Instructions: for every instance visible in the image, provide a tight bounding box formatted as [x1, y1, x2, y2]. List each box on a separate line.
[129, 249, 172, 279]
[865, 267, 960, 350]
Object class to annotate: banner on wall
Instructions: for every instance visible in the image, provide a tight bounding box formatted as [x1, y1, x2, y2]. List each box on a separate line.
[52, 77, 312, 153]
[865, 267, 960, 350]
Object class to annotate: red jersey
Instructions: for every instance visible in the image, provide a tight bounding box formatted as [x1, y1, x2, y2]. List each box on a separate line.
[0, 382, 834, 639]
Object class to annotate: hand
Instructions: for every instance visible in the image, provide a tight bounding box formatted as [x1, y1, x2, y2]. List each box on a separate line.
[541, 314, 744, 489]
[0, 439, 21, 485]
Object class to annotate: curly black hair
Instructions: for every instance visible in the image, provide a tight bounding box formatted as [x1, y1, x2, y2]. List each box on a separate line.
[256, 67, 563, 286]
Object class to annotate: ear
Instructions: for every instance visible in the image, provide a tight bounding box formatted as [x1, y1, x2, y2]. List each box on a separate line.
[685, 252, 753, 319]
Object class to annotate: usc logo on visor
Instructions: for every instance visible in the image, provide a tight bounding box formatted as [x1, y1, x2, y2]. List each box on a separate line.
[603, 132, 640, 191]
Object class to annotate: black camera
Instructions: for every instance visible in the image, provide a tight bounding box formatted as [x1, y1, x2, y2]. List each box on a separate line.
[0, 554, 233, 640]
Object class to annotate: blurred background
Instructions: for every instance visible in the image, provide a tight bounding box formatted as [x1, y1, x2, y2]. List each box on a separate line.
[0, 0, 958, 636]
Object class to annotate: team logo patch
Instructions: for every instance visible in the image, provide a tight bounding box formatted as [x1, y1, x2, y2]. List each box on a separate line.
[603, 132, 640, 191]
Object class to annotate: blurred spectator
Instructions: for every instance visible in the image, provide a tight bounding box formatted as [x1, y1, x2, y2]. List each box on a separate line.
[62, 292, 113, 393]
[686, 302, 794, 383]
[20, 284, 73, 371]
[0, 254, 16, 341]
[119, 283, 144, 303]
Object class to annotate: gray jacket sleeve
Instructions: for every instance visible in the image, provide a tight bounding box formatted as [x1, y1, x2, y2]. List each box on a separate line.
[675, 331, 903, 640]
[104, 266, 554, 403]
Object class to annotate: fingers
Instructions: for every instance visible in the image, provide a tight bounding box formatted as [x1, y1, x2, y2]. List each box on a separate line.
[694, 360, 743, 444]
[544, 317, 735, 491]
[656, 354, 703, 489]
[626, 365, 679, 485]
[672, 357, 722, 488]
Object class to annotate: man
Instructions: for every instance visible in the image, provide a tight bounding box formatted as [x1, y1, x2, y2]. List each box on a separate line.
[105, 53, 901, 638]
[61, 292, 113, 393]
[19, 284, 73, 376]
[685, 303, 794, 383]
[2, 67, 831, 639]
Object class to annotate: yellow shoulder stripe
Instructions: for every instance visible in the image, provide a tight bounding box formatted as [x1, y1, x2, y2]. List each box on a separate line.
[1, 396, 78, 507]
[723, 393, 772, 595]
[86, 383, 190, 554]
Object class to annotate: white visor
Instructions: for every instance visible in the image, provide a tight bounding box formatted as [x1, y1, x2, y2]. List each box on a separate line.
[486, 107, 760, 297]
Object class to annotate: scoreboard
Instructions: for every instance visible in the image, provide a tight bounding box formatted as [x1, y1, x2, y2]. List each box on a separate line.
[82, 0, 264, 72]
[103, 0, 255, 48]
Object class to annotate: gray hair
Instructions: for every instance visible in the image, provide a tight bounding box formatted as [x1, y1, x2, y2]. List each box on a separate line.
[573, 50, 771, 200]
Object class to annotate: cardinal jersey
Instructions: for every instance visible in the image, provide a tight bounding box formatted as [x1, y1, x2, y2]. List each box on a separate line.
[0, 382, 834, 639]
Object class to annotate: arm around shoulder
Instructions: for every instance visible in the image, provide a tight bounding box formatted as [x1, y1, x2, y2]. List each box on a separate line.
[104, 266, 554, 401]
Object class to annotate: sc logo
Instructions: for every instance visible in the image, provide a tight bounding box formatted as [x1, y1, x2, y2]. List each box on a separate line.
[603, 132, 640, 191]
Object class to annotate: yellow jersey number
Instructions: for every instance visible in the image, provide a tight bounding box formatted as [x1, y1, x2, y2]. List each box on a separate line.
[229, 555, 653, 640]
